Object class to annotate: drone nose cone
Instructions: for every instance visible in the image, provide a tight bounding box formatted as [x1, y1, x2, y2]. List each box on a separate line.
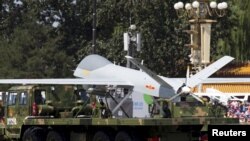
[182, 86, 191, 93]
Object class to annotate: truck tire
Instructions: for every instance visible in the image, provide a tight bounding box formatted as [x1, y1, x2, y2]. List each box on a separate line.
[22, 128, 43, 141]
[115, 131, 132, 141]
[46, 131, 65, 141]
[93, 131, 112, 141]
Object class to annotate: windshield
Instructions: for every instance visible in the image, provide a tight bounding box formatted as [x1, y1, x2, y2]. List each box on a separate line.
[0, 92, 7, 105]
[8, 92, 18, 105]
[34, 90, 46, 105]
[19, 92, 28, 105]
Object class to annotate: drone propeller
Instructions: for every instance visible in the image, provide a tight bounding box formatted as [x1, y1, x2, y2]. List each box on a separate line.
[125, 55, 234, 103]
[189, 92, 205, 104]
[168, 65, 204, 104]
[168, 85, 189, 101]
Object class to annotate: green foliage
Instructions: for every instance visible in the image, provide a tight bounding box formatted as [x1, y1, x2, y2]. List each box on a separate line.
[92, 0, 190, 76]
[215, 0, 250, 61]
[0, 0, 249, 79]
[0, 1, 73, 78]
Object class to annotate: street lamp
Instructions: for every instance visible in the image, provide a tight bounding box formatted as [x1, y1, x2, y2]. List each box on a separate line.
[174, 0, 228, 74]
[174, 1, 228, 18]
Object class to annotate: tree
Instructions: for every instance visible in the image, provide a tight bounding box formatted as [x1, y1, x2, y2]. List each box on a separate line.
[214, 0, 250, 61]
[0, 1, 73, 78]
[0, 0, 248, 79]
[78, 0, 191, 77]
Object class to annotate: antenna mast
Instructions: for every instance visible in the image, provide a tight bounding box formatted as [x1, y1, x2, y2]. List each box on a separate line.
[92, 0, 97, 54]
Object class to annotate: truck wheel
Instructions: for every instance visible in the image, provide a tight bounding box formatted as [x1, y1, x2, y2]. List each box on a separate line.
[46, 131, 65, 141]
[22, 128, 42, 141]
[93, 131, 111, 141]
[115, 131, 132, 141]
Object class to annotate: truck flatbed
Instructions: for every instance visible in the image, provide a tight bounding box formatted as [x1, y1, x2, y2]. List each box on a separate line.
[22, 117, 238, 126]
[0, 85, 240, 141]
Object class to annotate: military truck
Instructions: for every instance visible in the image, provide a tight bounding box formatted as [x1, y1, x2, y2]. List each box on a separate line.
[0, 84, 238, 141]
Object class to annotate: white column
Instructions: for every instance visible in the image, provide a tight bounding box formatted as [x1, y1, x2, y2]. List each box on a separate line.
[200, 23, 211, 64]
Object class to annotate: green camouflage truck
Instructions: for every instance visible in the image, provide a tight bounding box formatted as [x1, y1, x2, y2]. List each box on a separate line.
[0, 85, 238, 141]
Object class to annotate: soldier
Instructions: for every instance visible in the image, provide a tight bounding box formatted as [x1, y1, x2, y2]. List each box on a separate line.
[162, 101, 171, 118]
[99, 99, 111, 118]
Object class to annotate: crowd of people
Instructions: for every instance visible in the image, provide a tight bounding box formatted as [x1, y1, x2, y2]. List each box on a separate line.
[226, 100, 250, 123]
